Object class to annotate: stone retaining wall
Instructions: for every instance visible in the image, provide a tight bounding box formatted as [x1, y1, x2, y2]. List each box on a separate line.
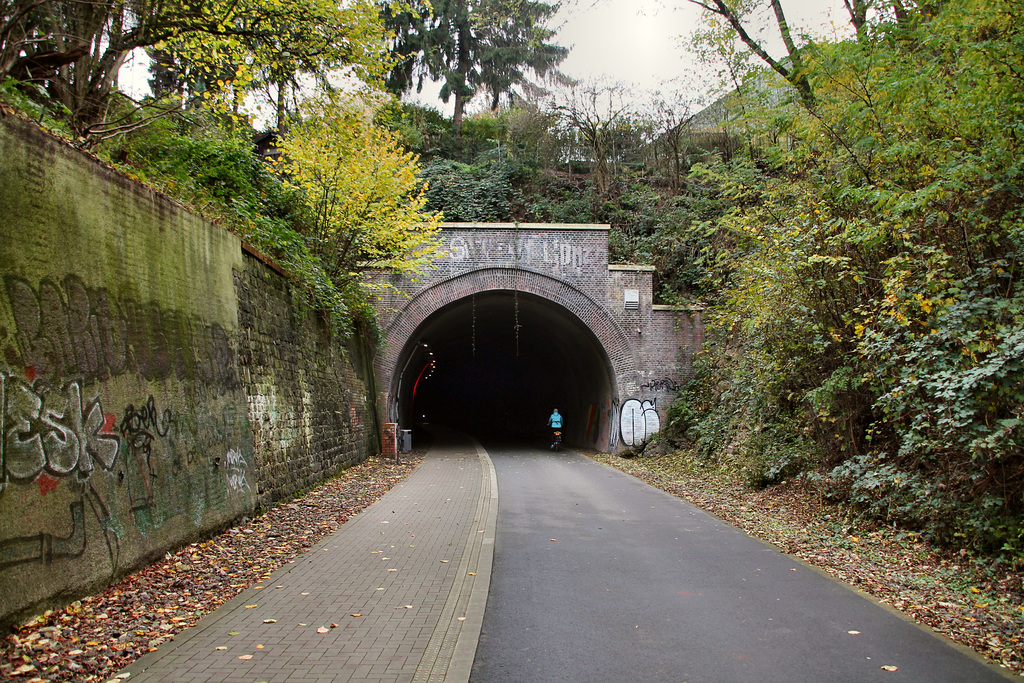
[0, 116, 378, 628]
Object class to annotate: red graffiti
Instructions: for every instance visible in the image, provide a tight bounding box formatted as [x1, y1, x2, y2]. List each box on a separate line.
[101, 412, 118, 435]
[23, 365, 38, 383]
[37, 472, 59, 496]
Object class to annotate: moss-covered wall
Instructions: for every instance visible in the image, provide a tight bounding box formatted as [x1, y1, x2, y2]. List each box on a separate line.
[235, 251, 379, 507]
[0, 117, 377, 628]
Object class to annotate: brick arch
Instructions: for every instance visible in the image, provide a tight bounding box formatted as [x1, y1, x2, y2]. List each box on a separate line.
[380, 267, 639, 394]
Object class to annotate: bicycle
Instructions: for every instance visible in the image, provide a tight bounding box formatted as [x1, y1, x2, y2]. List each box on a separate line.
[550, 430, 562, 452]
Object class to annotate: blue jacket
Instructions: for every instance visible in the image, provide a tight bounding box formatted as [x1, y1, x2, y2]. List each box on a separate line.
[548, 411, 563, 428]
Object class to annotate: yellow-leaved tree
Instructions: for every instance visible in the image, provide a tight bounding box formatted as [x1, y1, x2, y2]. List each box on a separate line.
[274, 91, 443, 327]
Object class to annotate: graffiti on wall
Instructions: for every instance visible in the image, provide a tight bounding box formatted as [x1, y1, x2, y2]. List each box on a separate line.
[117, 396, 171, 516]
[3, 275, 237, 390]
[2, 372, 120, 485]
[641, 377, 682, 392]
[0, 368, 122, 569]
[619, 398, 660, 448]
[0, 360, 253, 575]
[224, 449, 250, 493]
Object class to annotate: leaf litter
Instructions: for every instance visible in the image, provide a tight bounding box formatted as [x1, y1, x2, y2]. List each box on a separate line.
[1, 452, 423, 681]
[590, 450, 1024, 675]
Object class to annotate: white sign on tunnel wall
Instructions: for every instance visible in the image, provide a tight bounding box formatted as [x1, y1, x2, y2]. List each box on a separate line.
[446, 235, 597, 272]
[619, 398, 660, 447]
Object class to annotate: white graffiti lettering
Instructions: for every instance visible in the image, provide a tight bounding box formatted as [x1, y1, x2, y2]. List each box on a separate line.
[224, 448, 250, 493]
[619, 398, 660, 448]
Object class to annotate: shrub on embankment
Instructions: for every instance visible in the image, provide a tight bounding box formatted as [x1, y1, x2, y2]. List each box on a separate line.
[659, 0, 1024, 563]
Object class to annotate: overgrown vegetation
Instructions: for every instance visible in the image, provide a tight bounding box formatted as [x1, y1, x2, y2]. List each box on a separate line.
[0, 0, 443, 333]
[3, 0, 1020, 564]
[658, 0, 1024, 562]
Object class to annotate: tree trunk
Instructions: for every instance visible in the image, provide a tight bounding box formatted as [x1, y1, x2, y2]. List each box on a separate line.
[276, 76, 288, 134]
[453, 91, 465, 134]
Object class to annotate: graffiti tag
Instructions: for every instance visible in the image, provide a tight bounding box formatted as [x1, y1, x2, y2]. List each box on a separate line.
[642, 377, 682, 392]
[4, 275, 237, 389]
[620, 398, 660, 448]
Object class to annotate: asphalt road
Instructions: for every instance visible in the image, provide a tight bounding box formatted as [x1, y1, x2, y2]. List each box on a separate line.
[469, 443, 1013, 683]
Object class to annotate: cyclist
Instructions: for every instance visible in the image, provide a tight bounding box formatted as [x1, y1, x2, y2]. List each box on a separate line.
[547, 408, 563, 450]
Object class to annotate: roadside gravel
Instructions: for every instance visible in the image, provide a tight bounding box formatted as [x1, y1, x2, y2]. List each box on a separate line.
[1, 452, 424, 682]
[589, 450, 1024, 677]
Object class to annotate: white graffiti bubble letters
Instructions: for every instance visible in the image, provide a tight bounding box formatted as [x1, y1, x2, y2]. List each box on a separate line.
[619, 398, 661, 448]
[2, 373, 119, 482]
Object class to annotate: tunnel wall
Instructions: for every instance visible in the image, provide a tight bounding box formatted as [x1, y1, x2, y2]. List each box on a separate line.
[0, 116, 377, 628]
[373, 224, 703, 452]
[606, 266, 704, 449]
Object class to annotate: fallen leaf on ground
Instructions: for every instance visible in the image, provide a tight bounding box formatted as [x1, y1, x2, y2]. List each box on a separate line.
[262, 619, 277, 623]
[317, 627, 329, 633]
[0, 454, 425, 683]
[881, 665, 898, 672]
[238, 654, 253, 660]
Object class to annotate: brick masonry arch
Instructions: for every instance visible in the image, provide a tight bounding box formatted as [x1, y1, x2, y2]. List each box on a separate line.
[379, 266, 639, 398]
[371, 223, 703, 452]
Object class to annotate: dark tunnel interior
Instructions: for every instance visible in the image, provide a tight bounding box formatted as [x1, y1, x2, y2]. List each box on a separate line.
[393, 291, 614, 448]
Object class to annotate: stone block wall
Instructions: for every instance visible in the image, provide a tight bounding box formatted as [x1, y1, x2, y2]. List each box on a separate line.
[0, 116, 378, 628]
[235, 250, 377, 507]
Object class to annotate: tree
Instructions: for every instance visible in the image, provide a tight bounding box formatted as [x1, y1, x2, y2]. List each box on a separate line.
[680, 0, 1024, 553]
[273, 91, 443, 313]
[647, 90, 699, 191]
[685, 0, 819, 109]
[155, 0, 390, 131]
[0, 0, 389, 138]
[382, 0, 567, 133]
[551, 81, 635, 194]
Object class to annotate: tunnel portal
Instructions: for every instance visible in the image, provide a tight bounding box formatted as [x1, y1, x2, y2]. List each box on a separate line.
[393, 290, 614, 446]
[371, 223, 703, 453]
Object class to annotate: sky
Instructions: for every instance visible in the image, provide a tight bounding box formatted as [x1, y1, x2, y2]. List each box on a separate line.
[408, 0, 851, 114]
[121, 0, 851, 116]
[555, 0, 849, 90]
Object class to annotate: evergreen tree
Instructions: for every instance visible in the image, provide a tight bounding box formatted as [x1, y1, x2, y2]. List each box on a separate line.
[383, 0, 567, 133]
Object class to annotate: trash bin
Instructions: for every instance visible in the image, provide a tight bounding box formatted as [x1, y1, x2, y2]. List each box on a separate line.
[400, 429, 412, 452]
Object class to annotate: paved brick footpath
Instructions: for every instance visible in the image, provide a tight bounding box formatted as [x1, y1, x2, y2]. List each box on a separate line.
[120, 433, 497, 683]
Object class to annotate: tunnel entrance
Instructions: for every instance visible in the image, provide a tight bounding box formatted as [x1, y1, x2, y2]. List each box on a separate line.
[391, 290, 615, 448]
